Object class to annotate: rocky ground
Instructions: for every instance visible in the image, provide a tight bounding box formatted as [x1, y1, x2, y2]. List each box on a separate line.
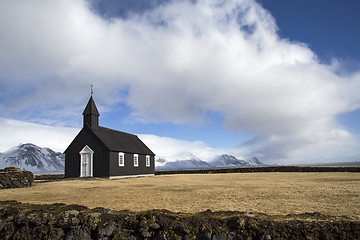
[0, 201, 359, 240]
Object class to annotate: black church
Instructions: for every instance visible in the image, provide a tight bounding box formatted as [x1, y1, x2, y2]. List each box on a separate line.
[64, 96, 155, 178]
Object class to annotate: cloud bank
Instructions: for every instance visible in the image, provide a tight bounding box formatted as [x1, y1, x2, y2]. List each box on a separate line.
[138, 134, 246, 162]
[0, 118, 243, 164]
[0, 118, 78, 153]
[0, 0, 360, 163]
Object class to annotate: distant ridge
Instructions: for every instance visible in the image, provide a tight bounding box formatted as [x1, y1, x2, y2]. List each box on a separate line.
[156, 154, 264, 171]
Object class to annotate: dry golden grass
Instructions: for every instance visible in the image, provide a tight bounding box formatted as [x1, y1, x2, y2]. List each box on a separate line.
[1, 172, 359, 219]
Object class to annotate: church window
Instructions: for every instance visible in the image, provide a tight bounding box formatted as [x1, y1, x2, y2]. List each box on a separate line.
[119, 152, 125, 167]
[134, 154, 139, 167]
[146, 155, 150, 167]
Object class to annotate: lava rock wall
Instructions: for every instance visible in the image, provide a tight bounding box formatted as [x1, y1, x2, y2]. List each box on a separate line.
[155, 166, 360, 175]
[0, 167, 34, 189]
[0, 201, 359, 240]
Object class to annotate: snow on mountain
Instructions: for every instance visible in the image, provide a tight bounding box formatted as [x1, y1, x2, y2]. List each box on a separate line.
[247, 157, 263, 166]
[210, 154, 250, 168]
[155, 158, 167, 167]
[156, 159, 211, 171]
[0, 143, 64, 174]
[156, 154, 264, 171]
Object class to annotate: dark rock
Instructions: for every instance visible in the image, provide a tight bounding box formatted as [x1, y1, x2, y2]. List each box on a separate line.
[56, 210, 81, 228]
[82, 213, 102, 231]
[48, 227, 65, 240]
[197, 228, 212, 240]
[127, 236, 138, 240]
[140, 227, 153, 238]
[168, 234, 182, 240]
[154, 231, 168, 240]
[228, 232, 237, 240]
[12, 225, 31, 239]
[259, 235, 271, 240]
[211, 232, 228, 240]
[0, 201, 359, 240]
[65, 227, 92, 240]
[140, 222, 161, 238]
[0, 222, 15, 240]
[98, 221, 119, 238]
[174, 224, 190, 235]
[92, 207, 112, 213]
[148, 222, 161, 231]
[0, 167, 34, 189]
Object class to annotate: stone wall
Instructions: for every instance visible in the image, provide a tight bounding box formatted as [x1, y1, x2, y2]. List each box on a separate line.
[35, 166, 360, 181]
[156, 166, 360, 175]
[0, 201, 359, 240]
[34, 174, 64, 182]
[0, 167, 34, 189]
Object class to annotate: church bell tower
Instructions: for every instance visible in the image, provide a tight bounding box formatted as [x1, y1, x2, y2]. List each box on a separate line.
[82, 86, 100, 129]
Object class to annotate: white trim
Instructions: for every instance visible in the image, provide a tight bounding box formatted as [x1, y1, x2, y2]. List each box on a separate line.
[79, 145, 94, 177]
[146, 155, 150, 167]
[109, 174, 154, 179]
[133, 154, 139, 167]
[118, 152, 125, 167]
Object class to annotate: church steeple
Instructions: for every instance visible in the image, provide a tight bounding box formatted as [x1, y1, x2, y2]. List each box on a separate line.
[83, 96, 100, 129]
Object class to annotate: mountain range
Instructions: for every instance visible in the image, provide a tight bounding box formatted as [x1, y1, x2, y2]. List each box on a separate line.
[0, 143, 264, 174]
[0, 143, 64, 174]
[155, 154, 264, 171]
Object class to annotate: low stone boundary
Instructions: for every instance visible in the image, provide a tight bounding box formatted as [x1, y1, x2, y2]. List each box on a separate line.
[0, 201, 359, 240]
[34, 174, 65, 181]
[32, 166, 360, 181]
[0, 167, 34, 189]
[155, 166, 360, 175]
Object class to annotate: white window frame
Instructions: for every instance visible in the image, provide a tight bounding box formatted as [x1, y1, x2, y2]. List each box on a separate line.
[118, 152, 125, 167]
[79, 145, 94, 177]
[134, 154, 139, 167]
[146, 155, 150, 167]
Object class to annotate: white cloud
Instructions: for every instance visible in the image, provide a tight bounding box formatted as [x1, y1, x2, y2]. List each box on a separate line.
[0, 118, 244, 163]
[0, 118, 79, 152]
[138, 134, 247, 162]
[0, 0, 359, 163]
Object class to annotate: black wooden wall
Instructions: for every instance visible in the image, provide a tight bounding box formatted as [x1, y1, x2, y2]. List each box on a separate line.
[108, 152, 155, 177]
[64, 126, 109, 178]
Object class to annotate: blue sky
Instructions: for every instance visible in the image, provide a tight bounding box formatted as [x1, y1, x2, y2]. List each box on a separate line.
[0, 0, 360, 164]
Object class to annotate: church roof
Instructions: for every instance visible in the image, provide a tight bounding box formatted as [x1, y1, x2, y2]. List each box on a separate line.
[91, 126, 155, 156]
[83, 96, 100, 116]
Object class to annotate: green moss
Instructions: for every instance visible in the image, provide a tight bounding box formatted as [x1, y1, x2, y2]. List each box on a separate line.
[212, 226, 227, 235]
[237, 230, 249, 239]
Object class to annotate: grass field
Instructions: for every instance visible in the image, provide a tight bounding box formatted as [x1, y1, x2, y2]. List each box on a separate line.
[1, 172, 359, 219]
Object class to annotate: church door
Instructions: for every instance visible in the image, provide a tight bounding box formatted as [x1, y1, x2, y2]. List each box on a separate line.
[79, 145, 93, 177]
[82, 153, 91, 177]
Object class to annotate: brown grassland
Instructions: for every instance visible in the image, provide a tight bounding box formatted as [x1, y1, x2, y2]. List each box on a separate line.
[1, 172, 359, 220]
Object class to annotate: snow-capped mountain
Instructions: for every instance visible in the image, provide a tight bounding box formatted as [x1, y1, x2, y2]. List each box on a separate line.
[156, 159, 211, 171]
[210, 154, 250, 168]
[0, 143, 263, 173]
[156, 154, 264, 171]
[246, 156, 263, 166]
[0, 143, 64, 174]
